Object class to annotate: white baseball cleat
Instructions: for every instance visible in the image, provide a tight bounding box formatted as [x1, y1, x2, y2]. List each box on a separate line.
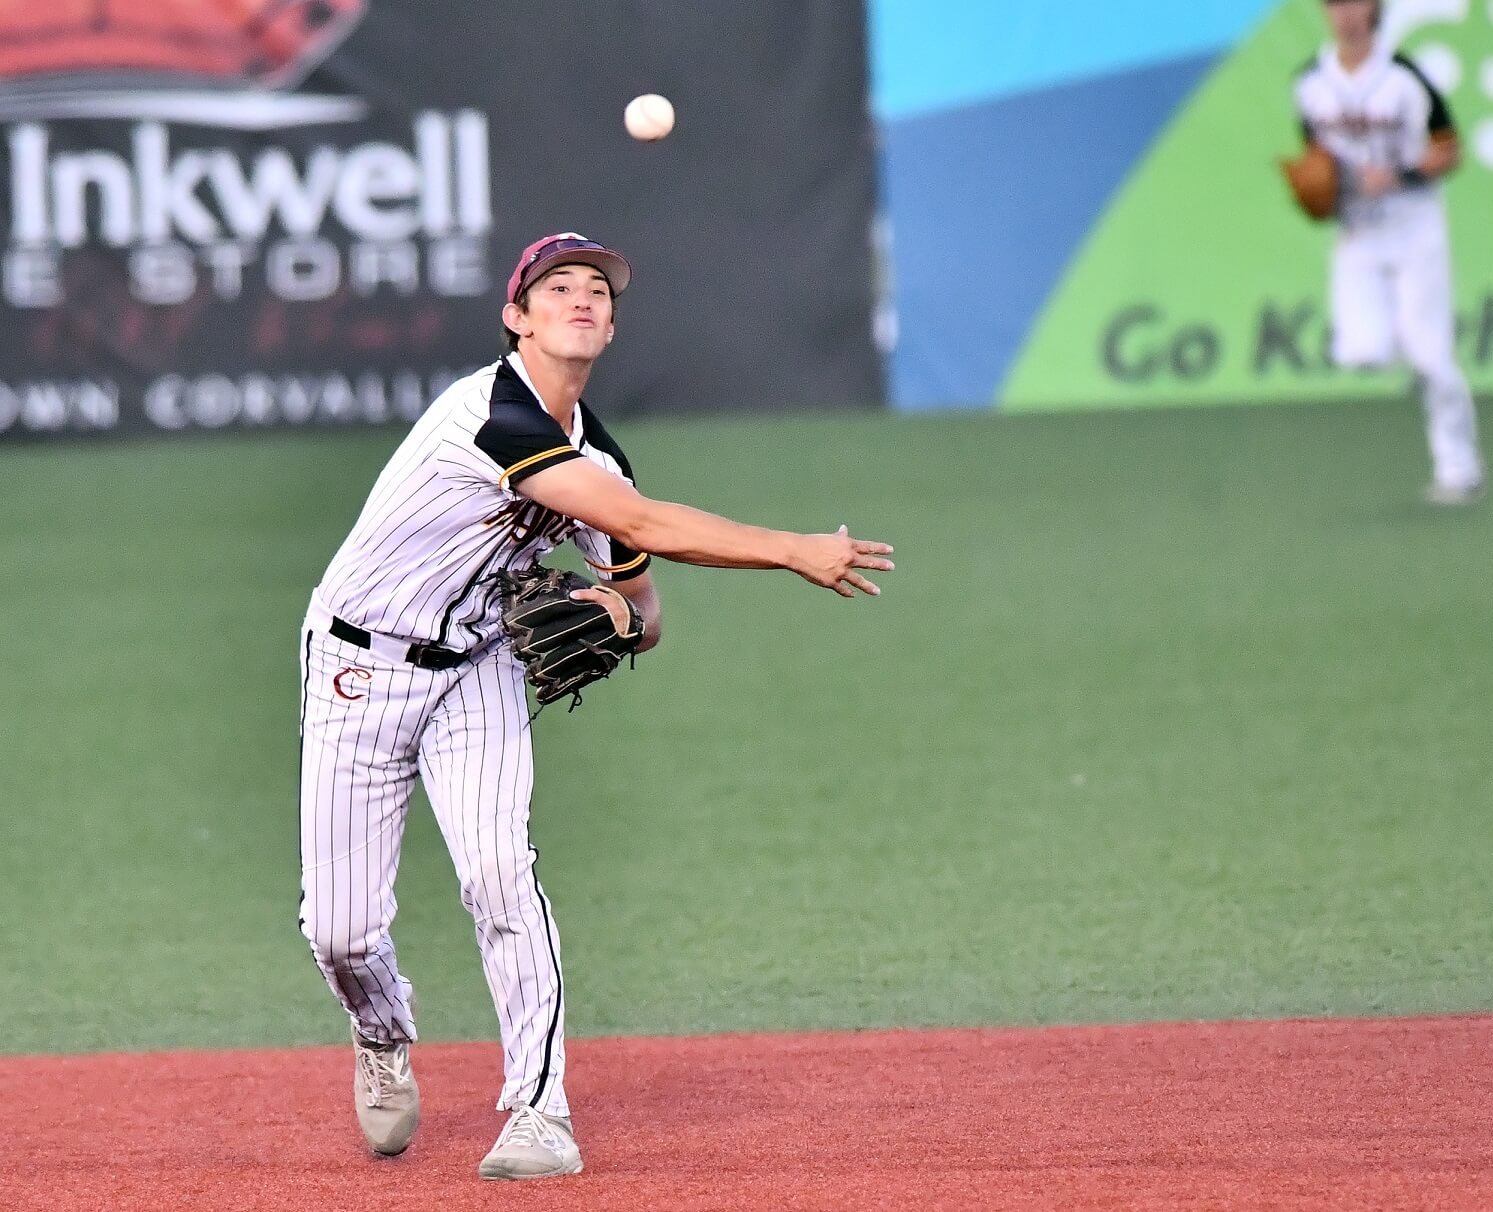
[1424, 479, 1486, 506]
[478, 1104, 583, 1179]
[352, 1032, 420, 1156]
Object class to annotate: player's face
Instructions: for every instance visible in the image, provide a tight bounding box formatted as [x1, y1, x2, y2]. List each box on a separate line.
[1323, 0, 1377, 42]
[507, 264, 615, 362]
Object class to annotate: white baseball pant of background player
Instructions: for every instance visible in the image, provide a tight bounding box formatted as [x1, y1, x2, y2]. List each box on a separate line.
[298, 619, 570, 1119]
[1330, 194, 1484, 493]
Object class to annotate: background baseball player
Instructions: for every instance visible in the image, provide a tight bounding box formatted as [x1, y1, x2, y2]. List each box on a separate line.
[1293, 0, 1485, 504]
[298, 232, 895, 1180]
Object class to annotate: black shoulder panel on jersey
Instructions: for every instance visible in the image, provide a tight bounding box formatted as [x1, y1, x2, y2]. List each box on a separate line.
[487, 355, 542, 409]
[575, 400, 651, 581]
[576, 401, 638, 481]
[1393, 53, 1456, 134]
[475, 362, 581, 487]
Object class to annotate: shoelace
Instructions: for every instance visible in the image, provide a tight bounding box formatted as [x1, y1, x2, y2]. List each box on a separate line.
[500, 1105, 557, 1152]
[356, 1043, 409, 1108]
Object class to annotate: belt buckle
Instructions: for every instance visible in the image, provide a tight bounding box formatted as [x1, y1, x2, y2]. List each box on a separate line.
[408, 641, 462, 671]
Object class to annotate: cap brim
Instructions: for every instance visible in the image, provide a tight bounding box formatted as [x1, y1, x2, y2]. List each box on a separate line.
[523, 247, 632, 297]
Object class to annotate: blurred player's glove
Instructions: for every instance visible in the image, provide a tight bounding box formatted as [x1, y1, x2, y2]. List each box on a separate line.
[497, 566, 644, 711]
[1280, 144, 1340, 221]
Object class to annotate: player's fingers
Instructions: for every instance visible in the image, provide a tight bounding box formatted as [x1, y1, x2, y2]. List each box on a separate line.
[852, 539, 894, 555]
[837, 524, 849, 536]
[854, 554, 895, 572]
[842, 572, 880, 597]
[570, 587, 629, 629]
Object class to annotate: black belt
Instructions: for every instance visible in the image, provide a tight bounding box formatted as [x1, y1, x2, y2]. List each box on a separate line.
[328, 615, 469, 671]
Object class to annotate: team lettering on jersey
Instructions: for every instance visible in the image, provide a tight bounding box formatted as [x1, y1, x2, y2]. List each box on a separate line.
[1318, 112, 1400, 139]
[483, 497, 577, 548]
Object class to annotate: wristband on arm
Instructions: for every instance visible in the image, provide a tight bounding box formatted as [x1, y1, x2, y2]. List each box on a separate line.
[1398, 166, 1430, 187]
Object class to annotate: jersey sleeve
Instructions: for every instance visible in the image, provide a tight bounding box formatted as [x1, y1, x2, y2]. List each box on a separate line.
[1426, 81, 1455, 138]
[571, 403, 652, 581]
[573, 523, 650, 582]
[1395, 53, 1456, 138]
[472, 400, 583, 488]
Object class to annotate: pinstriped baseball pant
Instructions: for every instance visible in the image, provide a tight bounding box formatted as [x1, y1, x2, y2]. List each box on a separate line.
[298, 622, 569, 1118]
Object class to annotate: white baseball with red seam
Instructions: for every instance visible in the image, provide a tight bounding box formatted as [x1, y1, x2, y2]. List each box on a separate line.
[625, 93, 675, 141]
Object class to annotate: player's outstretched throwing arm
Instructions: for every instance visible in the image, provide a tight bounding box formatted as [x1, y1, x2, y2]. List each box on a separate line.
[519, 456, 894, 598]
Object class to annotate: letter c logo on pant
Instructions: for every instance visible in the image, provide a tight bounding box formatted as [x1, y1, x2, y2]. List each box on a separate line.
[333, 666, 372, 701]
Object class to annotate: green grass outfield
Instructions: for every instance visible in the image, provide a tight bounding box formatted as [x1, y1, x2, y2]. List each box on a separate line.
[2, 398, 1490, 1055]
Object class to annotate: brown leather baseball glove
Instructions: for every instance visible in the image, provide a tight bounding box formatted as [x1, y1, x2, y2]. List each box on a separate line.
[1280, 144, 1340, 221]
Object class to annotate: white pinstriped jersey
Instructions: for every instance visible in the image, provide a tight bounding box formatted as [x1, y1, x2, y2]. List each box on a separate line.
[1295, 41, 1454, 231]
[315, 351, 650, 651]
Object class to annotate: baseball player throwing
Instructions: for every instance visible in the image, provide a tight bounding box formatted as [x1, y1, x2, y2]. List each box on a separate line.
[1294, 0, 1485, 503]
[297, 232, 894, 1179]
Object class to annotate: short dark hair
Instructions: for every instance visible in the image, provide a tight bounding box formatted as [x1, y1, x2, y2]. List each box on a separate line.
[502, 268, 617, 352]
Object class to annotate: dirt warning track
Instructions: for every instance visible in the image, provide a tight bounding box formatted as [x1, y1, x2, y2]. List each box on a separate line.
[3, 1016, 1490, 1211]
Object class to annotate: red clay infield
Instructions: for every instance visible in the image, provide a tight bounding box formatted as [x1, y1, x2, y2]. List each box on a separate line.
[3, 1015, 1490, 1211]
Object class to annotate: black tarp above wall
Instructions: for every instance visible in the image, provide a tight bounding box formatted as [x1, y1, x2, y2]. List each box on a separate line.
[0, 0, 881, 438]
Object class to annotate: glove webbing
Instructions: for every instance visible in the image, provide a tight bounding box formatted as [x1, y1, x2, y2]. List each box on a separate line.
[535, 644, 638, 719]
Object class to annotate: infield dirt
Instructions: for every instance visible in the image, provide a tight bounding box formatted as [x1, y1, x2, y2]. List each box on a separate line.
[4, 1015, 1490, 1211]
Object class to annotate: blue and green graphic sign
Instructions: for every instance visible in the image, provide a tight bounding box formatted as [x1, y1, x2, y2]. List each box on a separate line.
[873, 0, 1493, 411]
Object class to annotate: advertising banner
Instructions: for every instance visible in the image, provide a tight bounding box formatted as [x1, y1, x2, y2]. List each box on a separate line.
[874, 0, 1493, 411]
[0, 1, 881, 439]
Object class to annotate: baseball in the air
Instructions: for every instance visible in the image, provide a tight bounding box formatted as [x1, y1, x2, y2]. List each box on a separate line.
[625, 93, 675, 141]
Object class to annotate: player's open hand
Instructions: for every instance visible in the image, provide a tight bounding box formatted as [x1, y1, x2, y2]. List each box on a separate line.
[792, 525, 895, 597]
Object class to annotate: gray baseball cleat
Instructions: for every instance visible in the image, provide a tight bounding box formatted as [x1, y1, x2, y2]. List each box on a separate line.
[478, 1104, 583, 1179]
[352, 1031, 420, 1156]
